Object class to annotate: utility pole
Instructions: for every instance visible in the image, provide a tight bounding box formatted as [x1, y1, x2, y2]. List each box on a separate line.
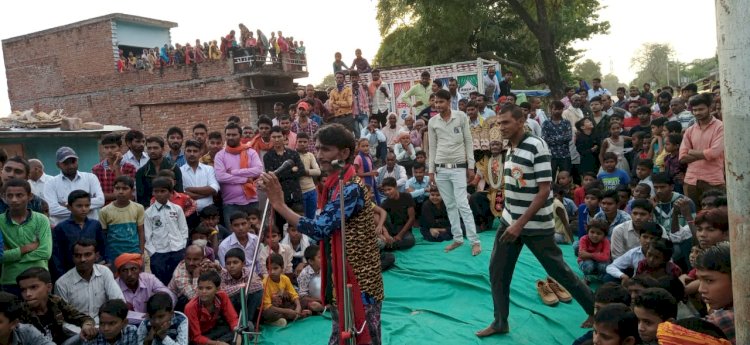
[716, 1, 750, 344]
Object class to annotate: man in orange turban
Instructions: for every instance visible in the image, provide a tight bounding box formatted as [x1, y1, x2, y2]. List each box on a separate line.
[114, 253, 175, 315]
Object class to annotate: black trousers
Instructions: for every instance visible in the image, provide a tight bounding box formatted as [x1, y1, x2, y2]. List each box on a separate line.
[488, 224, 594, 330]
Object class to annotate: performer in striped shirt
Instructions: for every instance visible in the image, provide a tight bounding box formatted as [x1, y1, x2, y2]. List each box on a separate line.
[476, 104, 595, 338]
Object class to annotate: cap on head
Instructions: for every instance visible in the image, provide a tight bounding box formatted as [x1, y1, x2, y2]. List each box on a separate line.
[56, 147, 78, 163]
[297, 102, 311, 111]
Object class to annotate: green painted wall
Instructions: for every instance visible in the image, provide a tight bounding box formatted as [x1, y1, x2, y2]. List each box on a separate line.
[0, 136, 102, 174]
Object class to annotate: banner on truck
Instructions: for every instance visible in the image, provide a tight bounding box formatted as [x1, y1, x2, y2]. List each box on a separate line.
[458, 75, 479, 95]
[394, 81, 412, 121]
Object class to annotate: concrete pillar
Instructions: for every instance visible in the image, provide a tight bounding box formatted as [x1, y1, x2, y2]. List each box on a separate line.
[715, 1, 750, 343]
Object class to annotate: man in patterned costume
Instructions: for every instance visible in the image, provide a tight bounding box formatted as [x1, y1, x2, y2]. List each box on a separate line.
[260, 123, 383, 345]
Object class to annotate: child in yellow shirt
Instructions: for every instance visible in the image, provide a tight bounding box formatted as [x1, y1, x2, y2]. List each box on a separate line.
[261, 253, 308, 326]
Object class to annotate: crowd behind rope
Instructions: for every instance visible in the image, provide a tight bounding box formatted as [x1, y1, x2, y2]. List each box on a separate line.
[0, 69, 733, 344]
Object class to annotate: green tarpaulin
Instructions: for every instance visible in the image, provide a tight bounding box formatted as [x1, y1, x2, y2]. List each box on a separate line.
[258, 229, 589, 345]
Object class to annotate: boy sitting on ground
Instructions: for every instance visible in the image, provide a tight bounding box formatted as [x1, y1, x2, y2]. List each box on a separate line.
[636, 238, 682, 280]
[572, 282, 631, 345]
[87, 299, 138, 345]
[418, 187, 455, 242]
[380, 177, 416, 250]
[184, 270, 238, 345]
[220, 248, 262, 324]
[297, 245, 324, 314]
[606, 221, 663, 283]
[137, 292, 189, 345]
[695, 243, 735, 344]
[593, 303, 641, 345]
[261, 253, 308, 327]
[0, 292, 55, 345]
[578, 219, 611, 283]
[633, 288, 678, 345]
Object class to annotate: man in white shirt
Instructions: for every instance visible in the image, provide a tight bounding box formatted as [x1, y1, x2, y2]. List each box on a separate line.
[562, 95, 584, 130]
[587, 77, 611, 100]
[476, 94, 496, 120]
[27, 159, 51, 197]
[43, 147, 105, 225]
[428, 90, 481, 256]
[369, 69, 391, 127]
[123, 130, 149, 170]
[55, 238, 124, 322]
[448, 78, 465, 110]
[180, 140, 219, 218]
[360, 117, 388, 163]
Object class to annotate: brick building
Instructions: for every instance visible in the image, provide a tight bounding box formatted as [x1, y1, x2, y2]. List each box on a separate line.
[2, 13, 308, 136]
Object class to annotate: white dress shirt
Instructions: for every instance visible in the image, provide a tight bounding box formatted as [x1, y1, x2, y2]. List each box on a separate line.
[29, 173, 52, 197]
[606, 246, 644, 279]
[55, 264, 125, 322]
[180, 163, 220, 211]
[144, 201, 189, 254]
[43, 171, 105, 225]
[123, 150, 149, 170]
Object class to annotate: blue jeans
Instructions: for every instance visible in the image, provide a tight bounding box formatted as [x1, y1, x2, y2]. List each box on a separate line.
[150, 249, 186, 285]
[354, 112, 369, 138]
[302, 189, 318, 219]
[579, 260, 608, 276]
[434, 167, 479, 244]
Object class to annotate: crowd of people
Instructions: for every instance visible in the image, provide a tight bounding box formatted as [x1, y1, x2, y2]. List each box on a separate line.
[117, 23, 306, 73]
[0, 67, 733, 345]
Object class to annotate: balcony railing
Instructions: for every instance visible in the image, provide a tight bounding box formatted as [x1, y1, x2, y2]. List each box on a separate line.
[232, 50, 307, 75]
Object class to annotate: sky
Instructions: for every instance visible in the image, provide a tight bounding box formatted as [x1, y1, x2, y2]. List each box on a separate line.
[0, 0, 717, 116]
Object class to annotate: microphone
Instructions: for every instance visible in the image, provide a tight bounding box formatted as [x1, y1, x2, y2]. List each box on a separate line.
[272, 159, 294, 175]
[330, 160, 346, 168]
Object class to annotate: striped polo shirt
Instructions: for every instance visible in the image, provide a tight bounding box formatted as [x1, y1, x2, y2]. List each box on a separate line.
[500, 133, 555, 235]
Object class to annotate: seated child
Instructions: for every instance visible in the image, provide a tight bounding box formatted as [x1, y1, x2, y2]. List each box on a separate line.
[616, 185, 632, 211]
[577, 188, 602, 238]
[0, 292, 55, 345]
[221, 248, 262, 324]
[595, 190, 631, 234]
[636, 238, 682, 280]
[380, 177, 416, 250]
[633, 288, 678, 345]
[281, 218, 311, 270]
[606, 221, 663, 283]
[261, 253, 307, 327]
[190, 224, 216, 261]
[622, 275, 659, 305]
[419, 187, 455, 242]
[578, 219, 611, 282]
[574, 172, 598, 206]
[16, 267, 96, 344]
[88, 299, 138, 345]
[681, 245, 706, 316]
[185, 270, 238, 344]
[198, 205, 231, 253]
[552, 185, 572, 244]
[137, 292, 189, 345]
[696, 243, 735, 344]
[598, 152, 631, 192]
[297, 245, 324, 314]
[259, 225, 295, 279]
[247, 208, 262, 235]
[572, 282, 632, 345]
[556, 170, 577, 201]
[625, 183, 651, 213]
[593, 303, 641, 345]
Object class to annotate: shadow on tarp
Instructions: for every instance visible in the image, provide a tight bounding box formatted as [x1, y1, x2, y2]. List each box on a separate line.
[259, 229, 589, 345]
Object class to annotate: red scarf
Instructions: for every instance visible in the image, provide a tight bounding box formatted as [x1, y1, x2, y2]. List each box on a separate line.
[224, 143, 257, 198]
[318, 165, 372, 345]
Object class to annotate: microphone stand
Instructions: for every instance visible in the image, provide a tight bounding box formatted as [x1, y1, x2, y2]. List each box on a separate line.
[235, 197, 272, 345]
[338, 164, 359, 345]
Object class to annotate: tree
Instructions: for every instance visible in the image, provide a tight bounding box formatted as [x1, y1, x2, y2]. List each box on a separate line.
[572, 59, 603, 83]
[630, 43, 677, 88]
[374, 0, 610, 98]
[316, 73, 336, 89]
[601, 73, 627, 91]
[682, 56, 719, 84]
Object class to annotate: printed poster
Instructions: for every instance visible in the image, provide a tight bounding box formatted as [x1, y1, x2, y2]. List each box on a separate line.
[394, 81, 412, 122]
[458, 75, 478, 96]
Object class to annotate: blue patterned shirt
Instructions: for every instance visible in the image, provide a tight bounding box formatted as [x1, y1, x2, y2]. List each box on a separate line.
[297, 182, 364, 241]
[137, 311, 189, 345]
[541, 119, 573, 158]
[594, 209, 632, 234]
[83, 325, 138, 345]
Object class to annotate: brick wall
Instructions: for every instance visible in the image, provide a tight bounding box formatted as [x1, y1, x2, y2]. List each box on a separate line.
[3, 18, 278, 136]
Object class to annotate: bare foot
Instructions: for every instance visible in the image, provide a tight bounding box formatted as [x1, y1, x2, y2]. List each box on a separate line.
[471, 243, 481, 256]
[475, 324, 508, 337]
[580, 314, 594, 328]
[444, 241, 463, 252]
